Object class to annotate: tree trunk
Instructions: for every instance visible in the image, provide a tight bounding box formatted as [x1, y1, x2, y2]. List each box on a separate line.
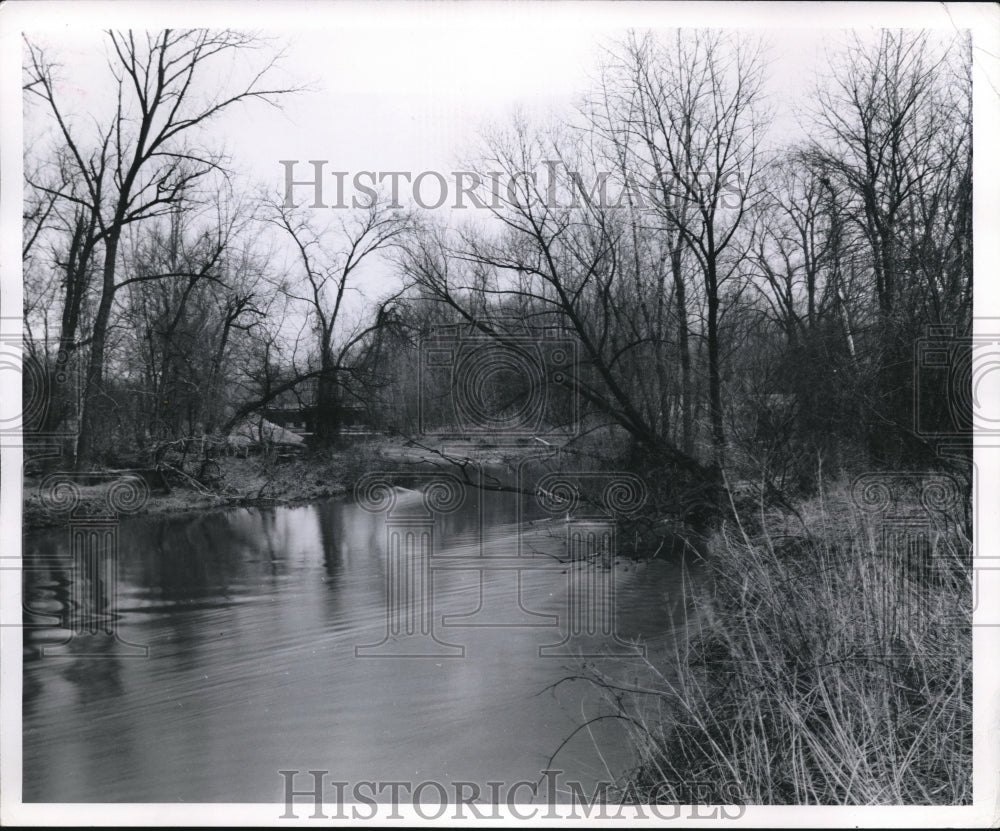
[671, 241, 693, 455]
[706, 260, 725, 467]
[75, 232, 119, 470]
[312, 357, 341, 448]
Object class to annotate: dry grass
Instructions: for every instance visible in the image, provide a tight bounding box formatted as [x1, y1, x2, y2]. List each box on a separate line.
[594, 478, 972, 805]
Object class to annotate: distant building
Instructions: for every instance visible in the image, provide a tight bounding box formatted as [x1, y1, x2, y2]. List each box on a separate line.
[262, 401, 371, 437]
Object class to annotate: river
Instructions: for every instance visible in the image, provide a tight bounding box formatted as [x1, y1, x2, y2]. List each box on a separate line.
[22, 476, 698, 803]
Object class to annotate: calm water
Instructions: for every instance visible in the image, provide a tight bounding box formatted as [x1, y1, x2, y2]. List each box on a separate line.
[22, 480, 697, 803]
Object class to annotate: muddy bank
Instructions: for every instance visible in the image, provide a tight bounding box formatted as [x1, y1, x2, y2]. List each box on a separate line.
[21, 449, 377, 532]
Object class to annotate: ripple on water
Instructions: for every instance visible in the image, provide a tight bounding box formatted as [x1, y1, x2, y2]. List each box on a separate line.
[22, 492, 699, 802]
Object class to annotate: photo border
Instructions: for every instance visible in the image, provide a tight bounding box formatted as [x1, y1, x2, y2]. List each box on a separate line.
[2, 1, 998, 826]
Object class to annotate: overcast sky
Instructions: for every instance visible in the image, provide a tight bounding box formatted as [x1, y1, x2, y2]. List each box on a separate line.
[20, 3, 980, 201]
[12, 1, 996, 321]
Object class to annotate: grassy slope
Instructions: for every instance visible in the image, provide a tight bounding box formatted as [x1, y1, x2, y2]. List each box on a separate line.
[598, 480, 972, 805]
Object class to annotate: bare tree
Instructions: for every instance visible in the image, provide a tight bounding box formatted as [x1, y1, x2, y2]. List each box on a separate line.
[23, 29, 298, 468]
[808, 29, 972, 463]
[23, 152, 102, 436]
[745, 155, 839, 349]
[268, 199, 414, 447]
[118, 188, 270, 446]
[811, 31, 956, 323]
[397, 120, 724, 525]
[599, 29, 769, 466]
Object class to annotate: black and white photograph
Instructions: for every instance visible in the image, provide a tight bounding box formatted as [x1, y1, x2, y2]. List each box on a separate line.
[1, 1, 998, 825]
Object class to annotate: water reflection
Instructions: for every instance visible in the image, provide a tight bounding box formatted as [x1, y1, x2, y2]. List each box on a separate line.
[23, 488, 697, 802]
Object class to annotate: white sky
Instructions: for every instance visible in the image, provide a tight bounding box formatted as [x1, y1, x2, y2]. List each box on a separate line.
[10, 2, 994, 319]
[18, 3, 980, 205]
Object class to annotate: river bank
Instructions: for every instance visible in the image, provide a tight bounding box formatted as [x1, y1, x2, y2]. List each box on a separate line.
[21, 445, 380, 531]
[21, 437, 564, 531]
[20, 443, 973, 805]
[599, 476, 973, 805]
